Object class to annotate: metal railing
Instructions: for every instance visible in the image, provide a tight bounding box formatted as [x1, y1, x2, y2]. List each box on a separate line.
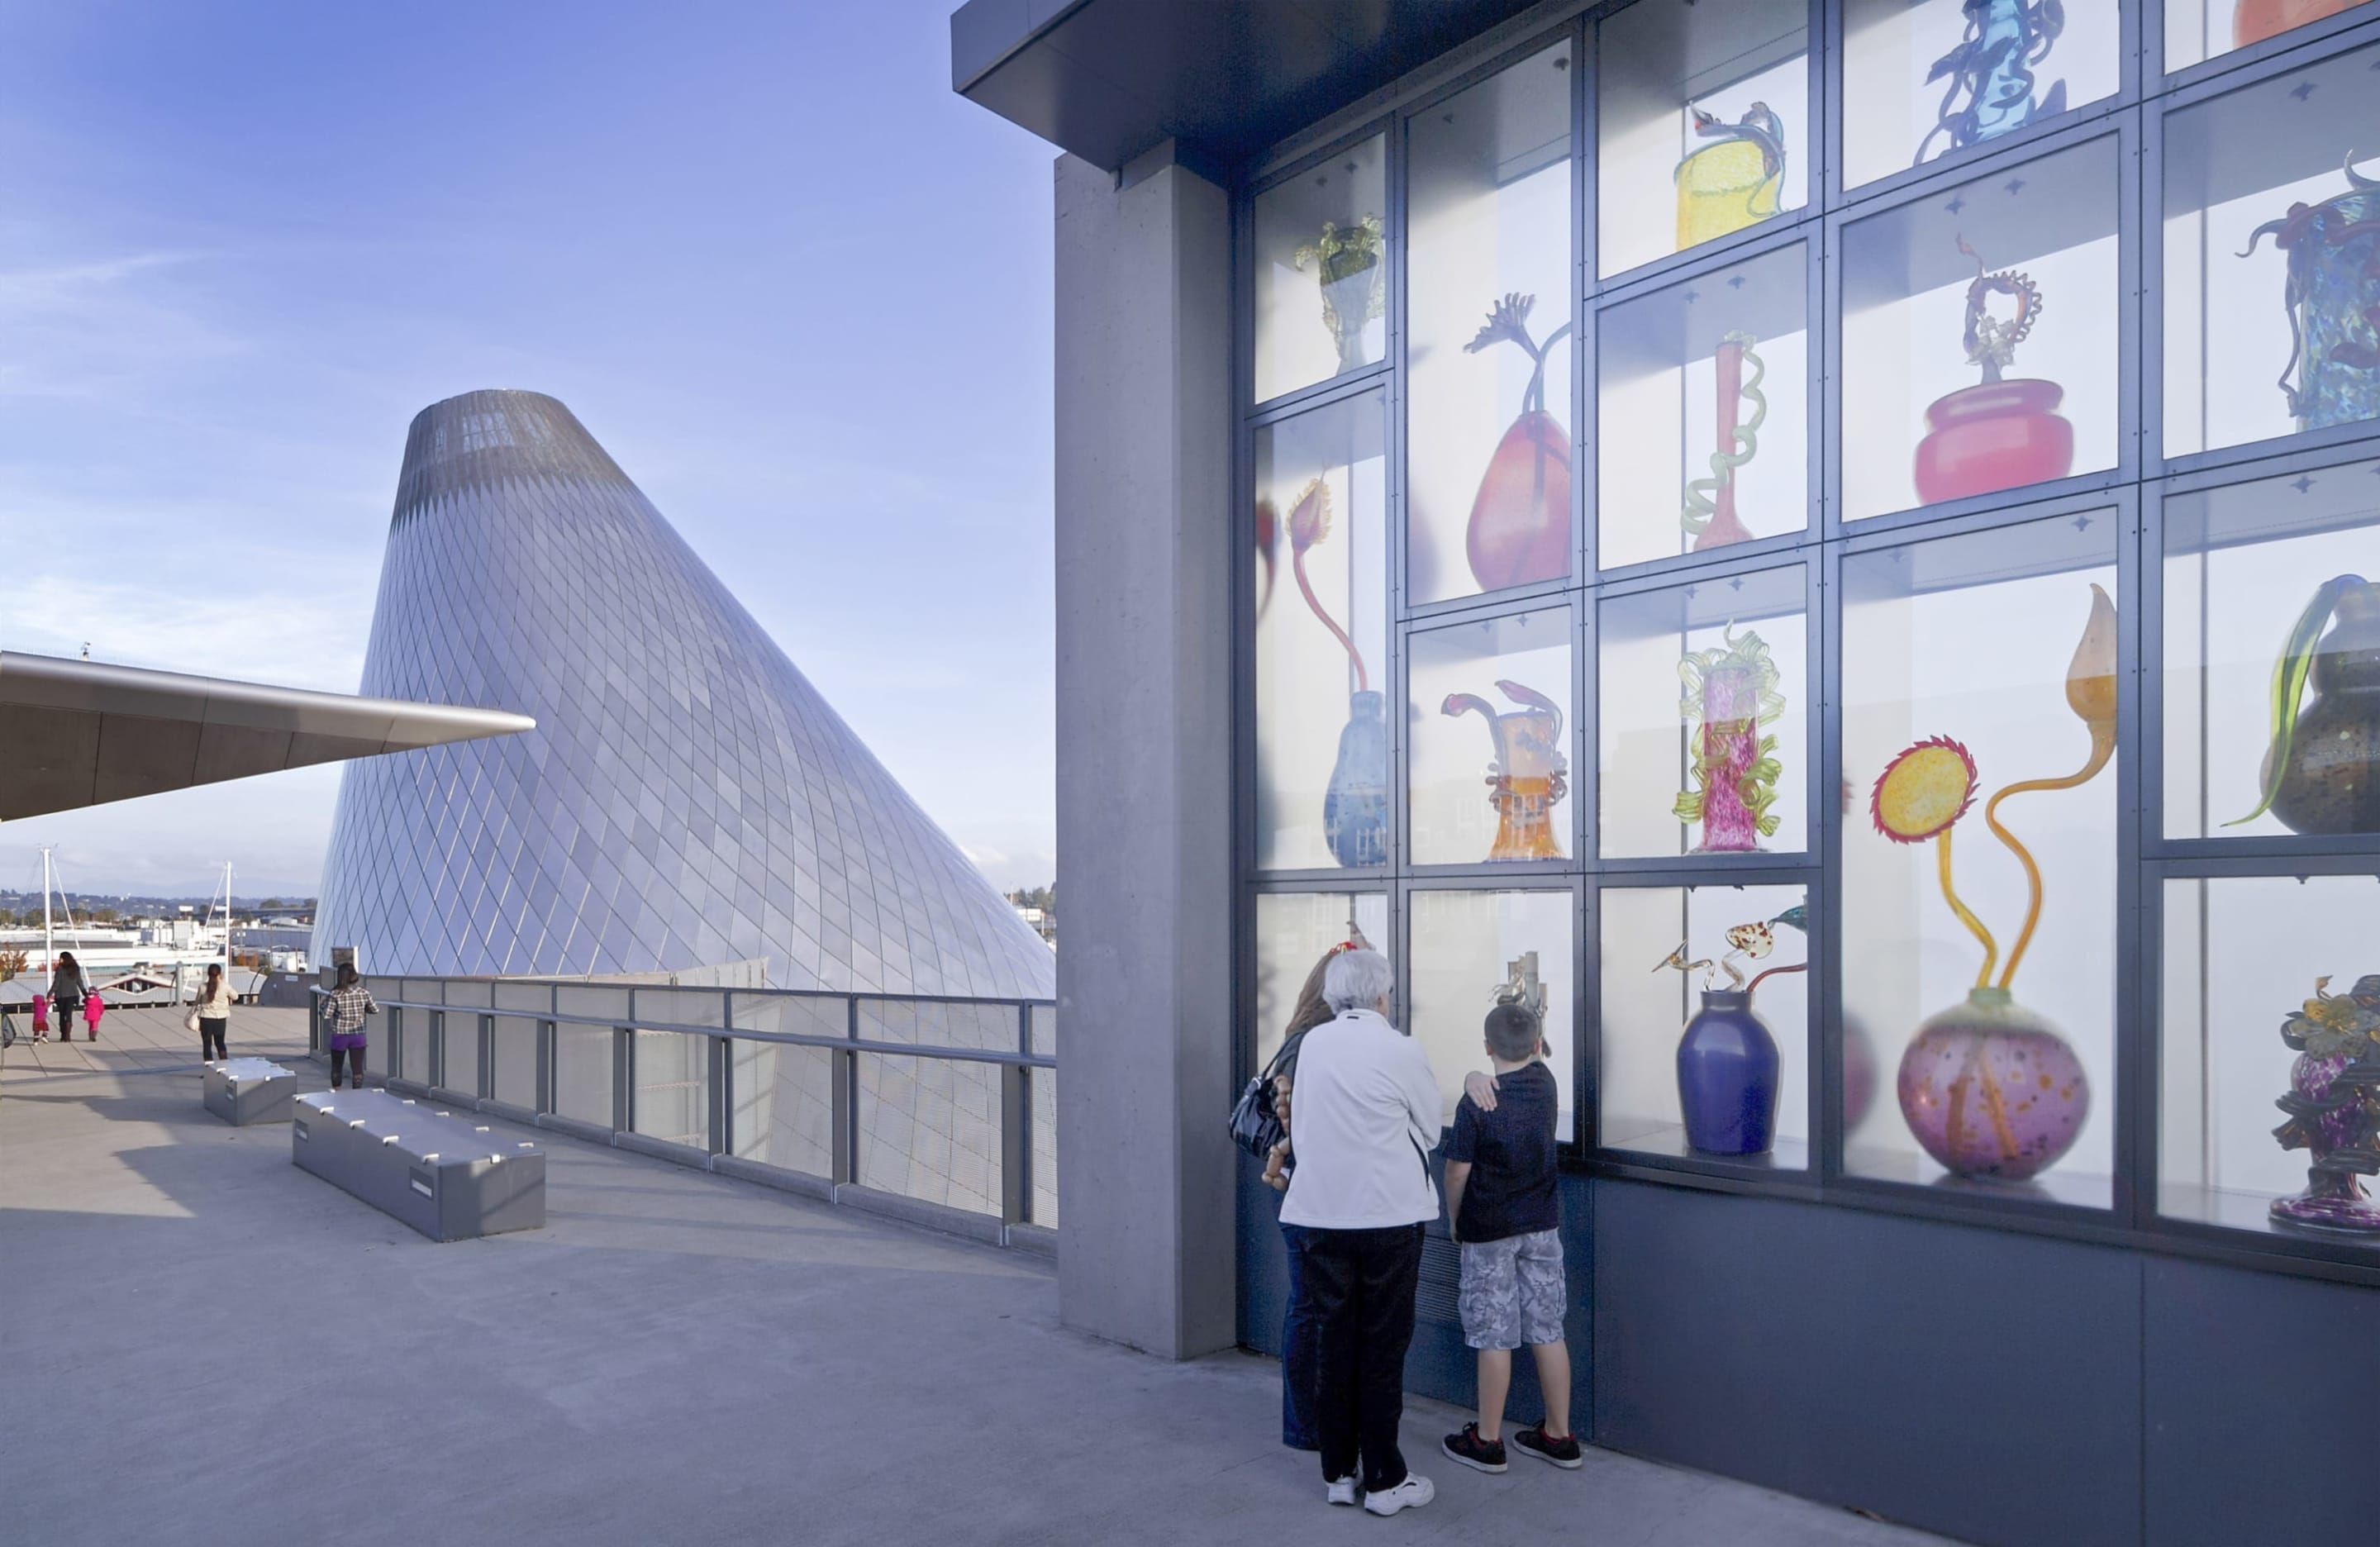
[311, 976, 1057, 1251]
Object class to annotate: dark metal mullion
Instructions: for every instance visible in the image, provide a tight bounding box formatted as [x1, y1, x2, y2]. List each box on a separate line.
[2115, 488, 2153, 1233]
[1572, 14, 1592, 585]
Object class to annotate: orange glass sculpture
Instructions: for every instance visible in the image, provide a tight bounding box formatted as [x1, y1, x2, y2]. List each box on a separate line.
[1443, 680, 1569, 862]
[2234, 0, 2361, 48]
[1461, 294, 1573, 592]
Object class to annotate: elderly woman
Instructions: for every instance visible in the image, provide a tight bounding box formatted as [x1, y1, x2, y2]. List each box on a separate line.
[1278, 948, 1441, 1518]
[323, 963, 378, 1089]
[1262, 940, 1359, 1453]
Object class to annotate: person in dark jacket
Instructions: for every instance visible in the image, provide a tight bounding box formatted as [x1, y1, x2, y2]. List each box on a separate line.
[49, 952, 87, 1043]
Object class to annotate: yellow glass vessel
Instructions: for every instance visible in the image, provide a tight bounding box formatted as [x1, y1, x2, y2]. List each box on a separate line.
[1675, 137, 1781, 250]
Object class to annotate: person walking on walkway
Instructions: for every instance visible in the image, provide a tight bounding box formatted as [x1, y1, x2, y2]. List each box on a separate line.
[82, 988, 104, 1042]
[193, 964, 232, 1061]
[323, 963, 376, 1089]
[49, 952, 87, 1043]
[1278, 947, 1442, 1518]
[31, 990, 50, 1041]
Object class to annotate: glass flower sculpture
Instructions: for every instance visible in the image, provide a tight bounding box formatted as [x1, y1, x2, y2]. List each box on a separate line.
[1294, 216, 1387, 375]
[1679, 331, 1768, 552]
[1288, 477, 1385, 869]
[2269, 973, 2380, 1232]
[1674, 626, 1785, 854]
[1461, 294, 1573, 592]
[1869, 584, 2116, 1180]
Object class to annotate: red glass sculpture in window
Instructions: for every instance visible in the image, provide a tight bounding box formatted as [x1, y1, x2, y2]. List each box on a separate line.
[1912, 237, 2074, 507]
[1679, 331, 1768, 551]
[1461, 295, 1573, 592]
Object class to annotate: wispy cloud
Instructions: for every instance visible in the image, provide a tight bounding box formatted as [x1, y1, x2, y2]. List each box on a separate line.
[0, 246, 246, 401]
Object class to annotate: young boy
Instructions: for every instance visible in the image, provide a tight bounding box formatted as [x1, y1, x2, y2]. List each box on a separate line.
[1440, 1002, 1582, 1474]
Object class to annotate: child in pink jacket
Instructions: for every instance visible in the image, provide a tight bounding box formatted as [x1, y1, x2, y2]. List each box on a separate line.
[83, 990, 104, 1041]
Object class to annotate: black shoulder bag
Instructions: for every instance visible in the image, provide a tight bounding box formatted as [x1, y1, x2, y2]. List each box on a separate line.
[1228, 1033, 1302, 1159]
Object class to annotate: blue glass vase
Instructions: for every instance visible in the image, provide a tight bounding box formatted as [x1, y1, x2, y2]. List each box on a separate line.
[1677, 989, 1779, 1155]
[1322, 690, 1388, 869]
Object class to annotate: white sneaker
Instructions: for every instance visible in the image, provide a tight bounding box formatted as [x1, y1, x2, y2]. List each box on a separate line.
[1326, 1475, 1359, 1507]
[1364, 1474, 1435, 1516]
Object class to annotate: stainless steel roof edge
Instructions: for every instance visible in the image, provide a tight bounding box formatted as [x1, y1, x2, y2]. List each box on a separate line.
[0, 651, 535, 740]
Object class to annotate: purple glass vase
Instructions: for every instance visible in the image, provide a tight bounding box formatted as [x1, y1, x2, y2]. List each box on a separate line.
[1897, 987, 2088, 1181]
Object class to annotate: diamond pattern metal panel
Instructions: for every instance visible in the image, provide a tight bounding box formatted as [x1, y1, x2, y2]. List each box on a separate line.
[315, 390, 1055, 1001]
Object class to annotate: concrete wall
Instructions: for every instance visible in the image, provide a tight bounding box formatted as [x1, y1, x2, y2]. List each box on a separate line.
[1052, 146, 1237, 1358]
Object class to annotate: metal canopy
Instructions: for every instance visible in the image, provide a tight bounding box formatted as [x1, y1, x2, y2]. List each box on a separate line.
[0, 652, 535, 821]
[950, 0, 1549, 174]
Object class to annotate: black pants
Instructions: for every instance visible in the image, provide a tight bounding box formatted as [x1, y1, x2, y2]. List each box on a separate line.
[1304, 1222, 1424, 1492]
[330, 1047, 364, 1086]
[199, 1017, 227, 1060]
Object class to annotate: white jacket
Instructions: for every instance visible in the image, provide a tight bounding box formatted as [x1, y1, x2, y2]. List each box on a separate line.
[1279, 1008, 1442, 1230]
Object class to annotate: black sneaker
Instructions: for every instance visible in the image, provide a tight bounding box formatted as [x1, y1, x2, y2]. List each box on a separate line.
[1441, 1423, 1507, 1474]
[1510, 1425, 1583, 1469]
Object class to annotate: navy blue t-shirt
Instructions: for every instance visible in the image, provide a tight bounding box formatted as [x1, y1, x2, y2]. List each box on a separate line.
[1444, 1060, 1559, 1244]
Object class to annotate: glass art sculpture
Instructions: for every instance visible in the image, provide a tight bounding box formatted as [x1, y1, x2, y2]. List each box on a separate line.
[1462, 294, 1573, 591]
[2240, 156, 2380, 436]
[1655, 906, 1806, 1155]
[1914, 0, 2068, 169]
[1674, 626, 1785, 854]
[1495, 950, 1549, 1021]
[2269, 974, 2380, 1233]
[1287, 477, 1386, 868]
[1675, 103, 1785, 252]
[1443, 679, 1569, 862]
[1679, 331, 1768, 551]
[1294, 216, 1387, 375]
[2230, 574, 2380, 835]
[1869, 584, 2115, 1180]
[1914, 236, 2075, 506]
[2233, 0, 2363, 48]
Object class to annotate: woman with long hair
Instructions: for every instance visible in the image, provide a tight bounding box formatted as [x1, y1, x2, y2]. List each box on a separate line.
[193, 962, 233, 1061]
[1268, 937, 1362, 1452]
[322, 962, 377, 1090]
[49, 950, 87, 1043]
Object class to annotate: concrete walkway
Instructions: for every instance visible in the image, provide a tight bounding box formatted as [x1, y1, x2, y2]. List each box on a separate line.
[1, 1033, 1956, 1547]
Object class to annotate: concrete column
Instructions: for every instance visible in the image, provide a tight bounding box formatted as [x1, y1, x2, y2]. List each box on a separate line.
[1052, 145, 1236, 1359]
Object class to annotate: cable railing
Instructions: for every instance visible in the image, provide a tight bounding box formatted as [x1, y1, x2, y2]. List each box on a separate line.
[309, 975, 1057, 1250]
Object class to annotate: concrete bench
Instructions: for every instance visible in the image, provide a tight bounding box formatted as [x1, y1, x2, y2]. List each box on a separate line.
[293, 1088, 545, 1241]
[203, 1058, 300, 1126]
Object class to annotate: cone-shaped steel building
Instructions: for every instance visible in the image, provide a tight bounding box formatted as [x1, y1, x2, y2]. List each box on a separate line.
[315, 389, 1054, 999]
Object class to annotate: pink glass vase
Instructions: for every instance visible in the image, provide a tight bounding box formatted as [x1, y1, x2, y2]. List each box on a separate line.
[1897, 987, 2089, 1181]
[1693, 664, 1763, 854]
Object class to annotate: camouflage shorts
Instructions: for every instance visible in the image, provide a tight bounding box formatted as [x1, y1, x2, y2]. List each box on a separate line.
[1458, 1227, 1565, 1350]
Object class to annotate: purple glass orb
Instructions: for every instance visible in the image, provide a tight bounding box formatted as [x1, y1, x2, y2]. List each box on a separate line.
[1897, 988, 2089, 1181]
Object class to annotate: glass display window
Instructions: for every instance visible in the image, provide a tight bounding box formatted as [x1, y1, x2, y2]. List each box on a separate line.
[2160, 872, 2380, 1242]
[1409, 888, 1577, 1138]
[1254, 391, 1391, 873]
[1841, 0, 2121, 193]
[1598, 564, 1811, 859]
[1254, 133, 1390, 406]
[1407, 42, 1577, 607]
[1598, 881, 1811, 1165]
[1598, 0, 1811, 278]
[1254, 891, 1391, 1069]
[2165, 0, 2375, 74]
[1407, 606, 1576, 867]
[2160, 39, 2380, 460]
[1840, 133, 2123, 521]
[1841, 510, 2121, 1203]
[1597, 241, 1811, 570]
[2162, 455, 2380, 841]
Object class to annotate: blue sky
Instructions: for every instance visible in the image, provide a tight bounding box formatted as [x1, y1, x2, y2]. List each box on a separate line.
[0, 0, 1058, 901]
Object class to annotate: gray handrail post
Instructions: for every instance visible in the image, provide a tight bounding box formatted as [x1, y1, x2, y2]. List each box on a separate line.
[478, 1012, 494, 1099]
[612, 1026, 632, 1135]
[1001, 1002, 1030, 1226]
[707, 1031, 731, 1158]
[428, 1008, 445, 1090]
[833, 995, 857, 1186]
[537, 1018, 556, 1115]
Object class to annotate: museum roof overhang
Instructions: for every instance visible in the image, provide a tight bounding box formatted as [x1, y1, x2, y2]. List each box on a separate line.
[951, 0, 1554, 176]
[0, 652, 535, 821]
